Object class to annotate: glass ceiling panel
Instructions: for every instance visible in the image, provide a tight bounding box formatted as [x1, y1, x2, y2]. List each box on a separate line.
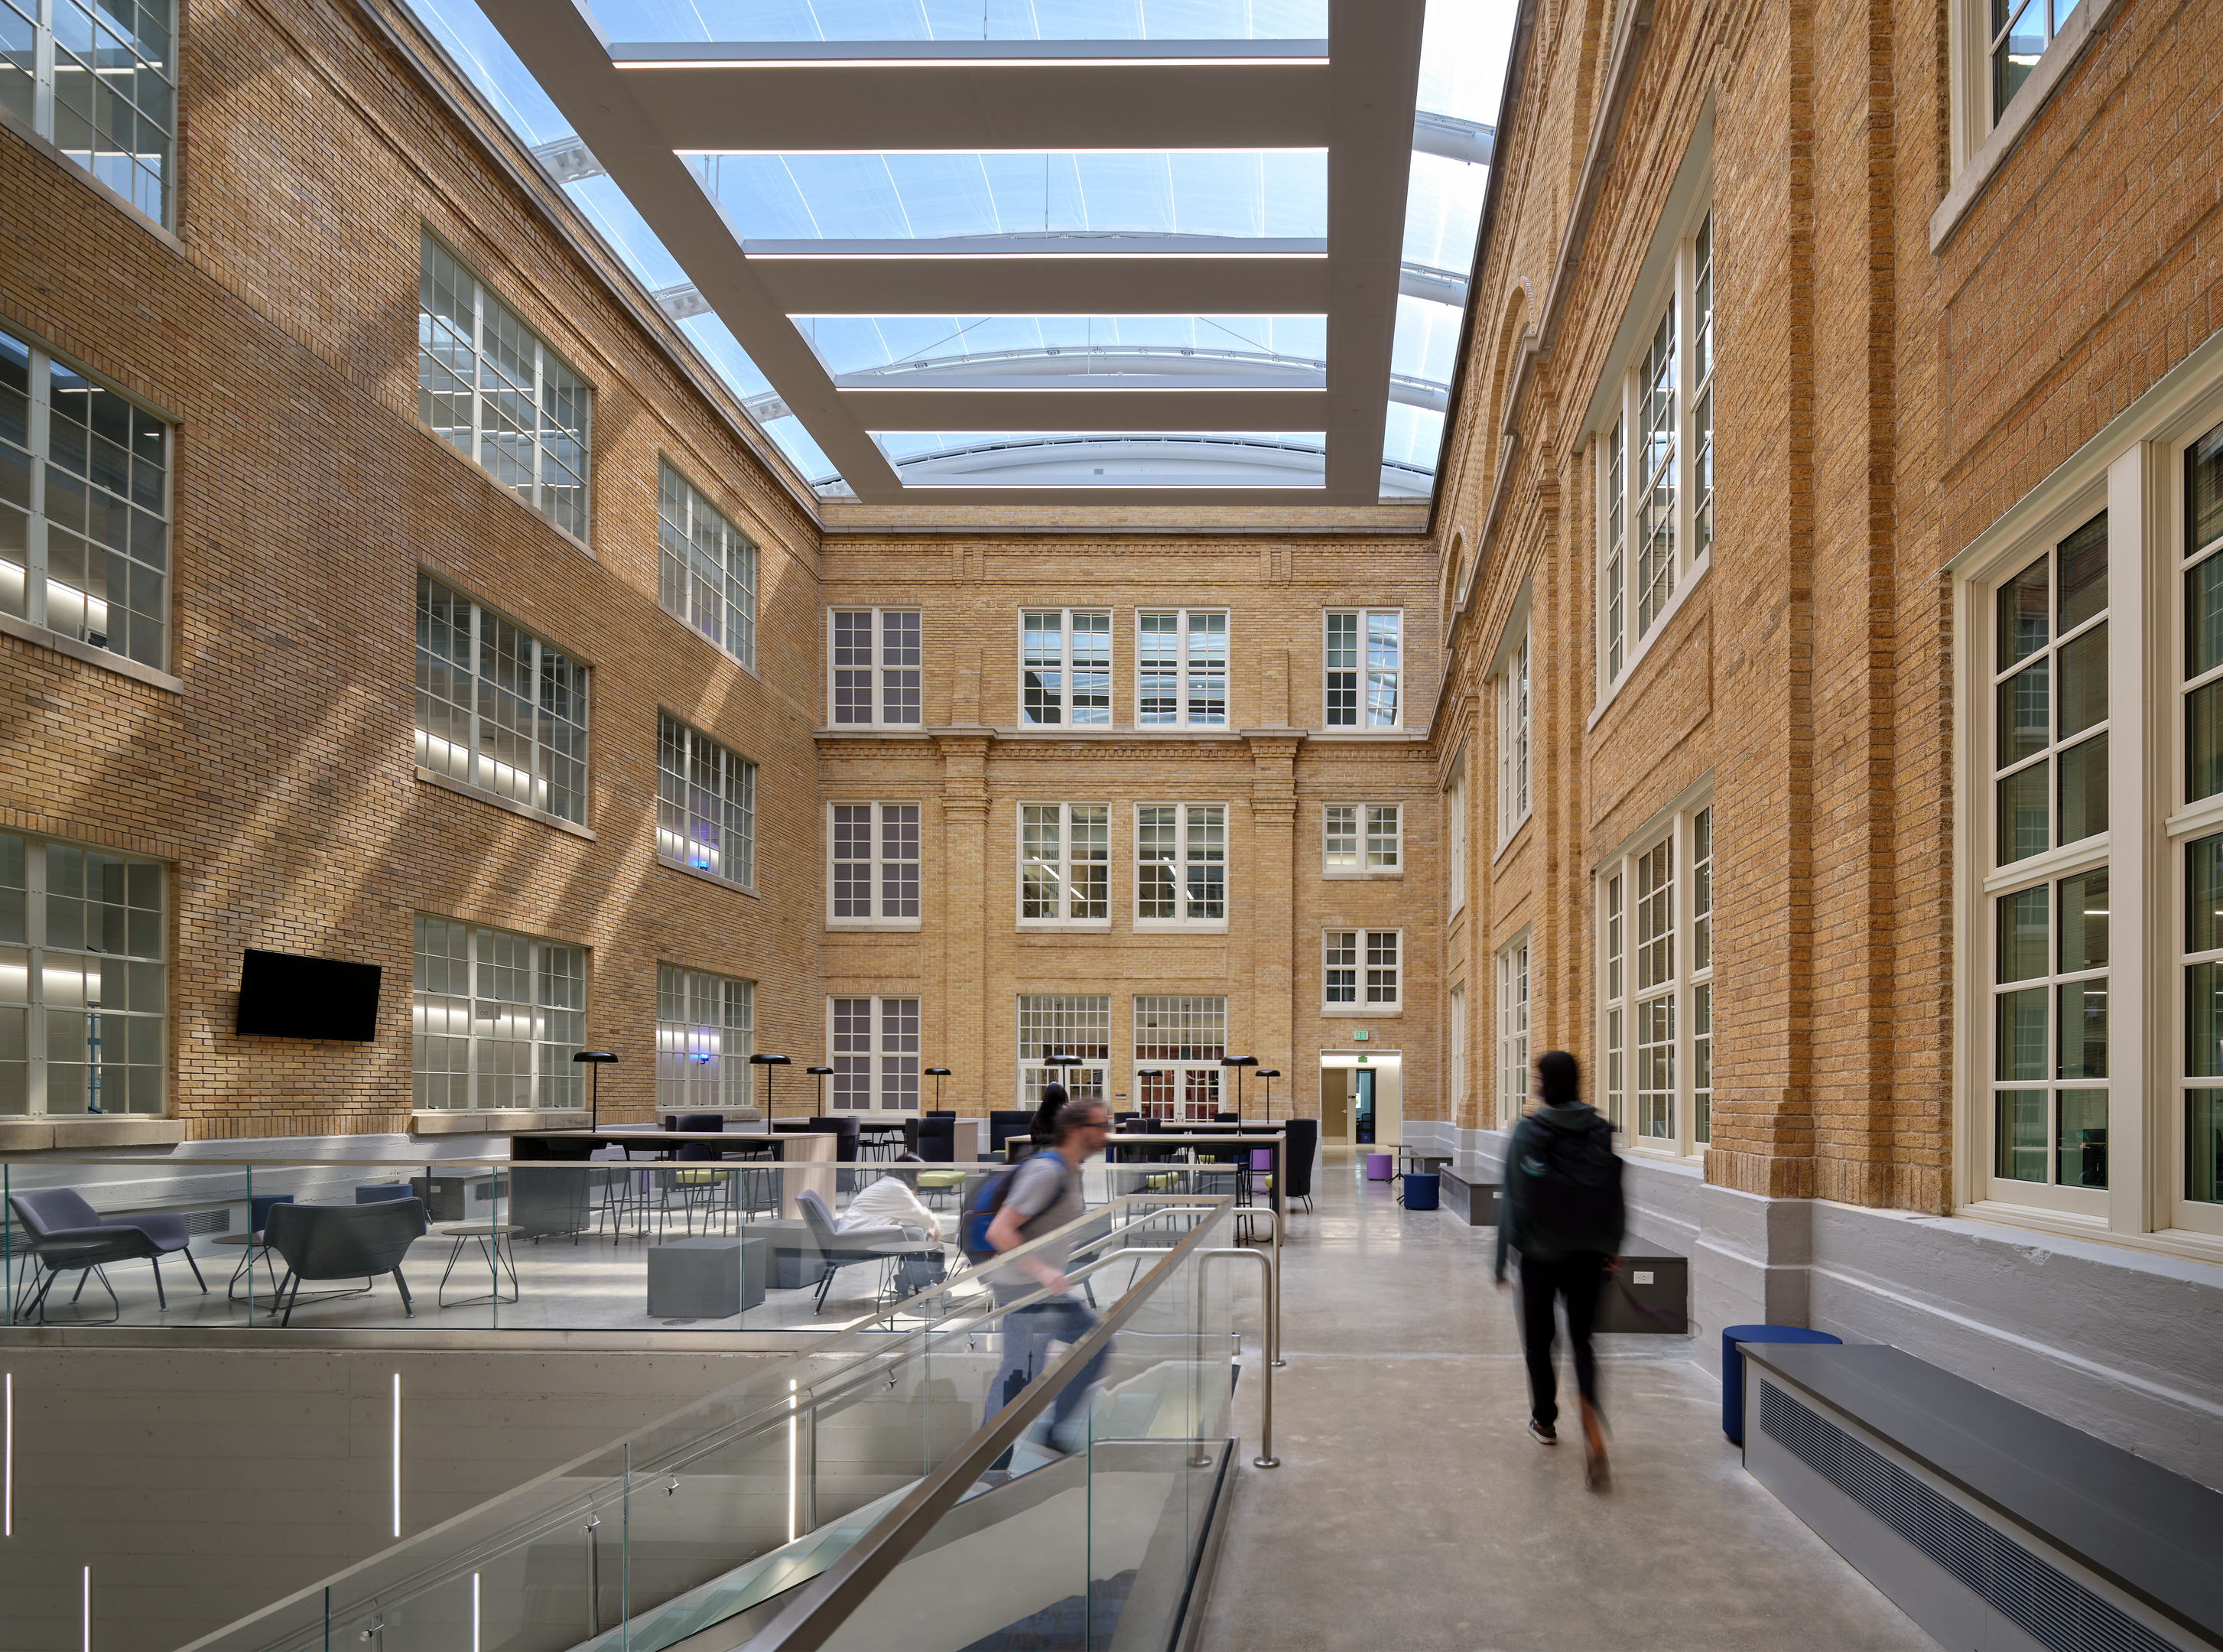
[690, 151, 1325, 243]
[1401, 151, 1488, 273]
[1382, 405, 1444, 476]
[589, 1, 1328, 43]
[873, 431, 1326, 487]
[797, 315, 1325, 378]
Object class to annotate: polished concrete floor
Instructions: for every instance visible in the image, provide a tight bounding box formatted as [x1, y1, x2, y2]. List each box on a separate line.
[1200, 1163, 1937, 1652]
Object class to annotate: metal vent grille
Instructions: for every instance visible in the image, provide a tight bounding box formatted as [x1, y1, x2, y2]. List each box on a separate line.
[1757, 1382, 2174, 1652]
[186, 1208, 232, 1235]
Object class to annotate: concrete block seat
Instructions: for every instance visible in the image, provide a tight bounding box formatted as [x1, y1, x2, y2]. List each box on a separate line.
[1594, 1231, 1688, 1334]
[1438, 1160, 1500, 1227]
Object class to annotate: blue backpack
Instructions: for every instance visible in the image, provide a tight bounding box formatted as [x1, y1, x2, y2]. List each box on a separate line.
[960, 1150, 1068, 1263]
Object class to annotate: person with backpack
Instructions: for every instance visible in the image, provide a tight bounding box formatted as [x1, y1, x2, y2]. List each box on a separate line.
[965, 1097, 1113, 1452]
[1493, 1049, 1624, 1486]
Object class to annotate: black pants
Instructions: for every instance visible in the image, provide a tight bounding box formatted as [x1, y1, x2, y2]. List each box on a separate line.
[1517, 1251, 1608, 1428]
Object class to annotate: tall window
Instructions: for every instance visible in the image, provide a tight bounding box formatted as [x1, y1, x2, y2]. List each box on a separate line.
[1133, 995, 1226, 1121]
[1989, 0, 2066, 124]
[1137, 610, 1227, 727]
[830, 996, 918, 1112]
[1448, 753, 1467, 915]
[416, 574, 590, 825]
[1325, 610, 1402, 727]
[412, 916, 585, 1111]
[1324, 805, 1400, 874]
[0, 831, 164, 1115]
[1022, 610, 1110, 724]
[655, 964, 754, 1112]
[1449, 983, 1467, 1117]
[418, 233, 590, 542]
[1020, 802, 1110, 925]
[658, 461, 756, 668]
[1498, 626, 1530, 838]
[829, 802, 918, 925]
[0, 0, 174, 224]
[1993, 514, 2109, 869]
[1497, 937, 1529, 1126]
[829, 608, 921, 727]
[1597, 210, 1714, 691]
[2184, 418, 2223, 1215]
[1, 327, 171, 669]
[657, 714, 755, 890]
[1137, 804, 1225, 925]
[1324, 929, 1400, 1011]
[1597, 802, 1712, 1156]
[1017, 994, 1110, 1107]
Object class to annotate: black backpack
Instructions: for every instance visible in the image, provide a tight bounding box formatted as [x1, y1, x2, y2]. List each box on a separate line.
[1521, 1114, 1621, 1242]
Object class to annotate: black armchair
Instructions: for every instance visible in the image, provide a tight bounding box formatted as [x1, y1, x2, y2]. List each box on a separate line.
[1279, 1119, 1318, 1209]
[263, 1198, 427, 1325]
[796, 1188, 906, 1314]
[8, 1187, 208, 1319]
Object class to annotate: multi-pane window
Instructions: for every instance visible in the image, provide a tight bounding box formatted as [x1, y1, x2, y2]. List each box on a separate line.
[1598, 211, 1715, 690]
[1137, 804, 1225, 924]
[1, 327, 170, 669]
[0, 0, 175, 224]
[1133, 995, 1227, 1121]
[1498, 626, 1530, 837]
[1990, 0, 2067, 125]
[1449, 983, 1467, 1117]
[1137, 610, 1227, 727]
[830, 996, 919, 1112]
[1324, 805, 1399, 873]
[655, 964, 754, 1113]
[1497, 937, 1529, 1126]
[1325, 610, 1402, 727]
[1447, 753, 1467, 915]
[1598, 803, 1712, 1156]
[411, 916, 585, 1111]
[830, 608, 921, 727]
[829, 802, 919, 925]
[1324, 929, 1400, 1010]
[415, 574, 590, 824]
[656, 714, 755, 890]
[418, 233, 590, 542]
[1019, 803, 1110, 925]
[2186, 418, 2223, 1212]
[1022, 610, 1110, 725]
[658, 461, 756, 668]
[0, 831, 164, 1115]
[1992, 871, 2109, 1189]
[1993, 514, 2109, 866]
[1017, 993, 1110, 1107]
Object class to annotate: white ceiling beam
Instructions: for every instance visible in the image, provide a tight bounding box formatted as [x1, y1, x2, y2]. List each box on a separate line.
[746, 242, 1330, 314]
[1398, 260, 1468, 306]
[607, 39, 1330, 152]
[838, 387, 1330, 429]
[1412, 110, 1494, 167]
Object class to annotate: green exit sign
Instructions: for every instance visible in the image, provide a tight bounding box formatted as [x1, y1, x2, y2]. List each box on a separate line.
[1353, 1029, 1370, 1041]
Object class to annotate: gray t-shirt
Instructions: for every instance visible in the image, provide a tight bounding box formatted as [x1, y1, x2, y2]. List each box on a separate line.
[990, 1151, 1084, 1300]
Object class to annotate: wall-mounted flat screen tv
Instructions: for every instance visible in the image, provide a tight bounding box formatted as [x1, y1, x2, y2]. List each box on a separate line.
[236, 948, 382, 1042]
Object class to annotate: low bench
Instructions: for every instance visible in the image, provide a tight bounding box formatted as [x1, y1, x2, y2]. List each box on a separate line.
[1438, 1163, 1499, 1227]
[1743, 1341, 2223, 1651]
[1594, 1231, 1688, 1335]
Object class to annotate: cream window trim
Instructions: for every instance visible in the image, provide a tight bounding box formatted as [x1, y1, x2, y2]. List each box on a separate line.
[1019, 608, 1113, 727]
[1018, 802, 1113, 929]
[1594, 791, 1714, 1163]
[1445, 750, 1469, 916]
[1322, 802, 1402, 880]
[827, 801, 921, 929]
[827, 607, 924, 728]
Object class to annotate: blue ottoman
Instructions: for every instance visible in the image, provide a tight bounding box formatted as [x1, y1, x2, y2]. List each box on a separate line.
[1401, 1172, 1440, 1210]
[1722, 1324, 1842, 1443]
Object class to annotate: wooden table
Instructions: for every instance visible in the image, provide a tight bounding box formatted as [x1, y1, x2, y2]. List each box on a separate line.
[507, 1130, 837, 1220]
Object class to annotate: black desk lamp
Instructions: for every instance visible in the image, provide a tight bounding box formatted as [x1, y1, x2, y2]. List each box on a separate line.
[925, 1066, 951, 1111]
[572, 1049, 617, 1129]
[806, 1065, 834, 1117]
[1219, 1055, 1258, 1121]
[750, 1052, 791, 1122]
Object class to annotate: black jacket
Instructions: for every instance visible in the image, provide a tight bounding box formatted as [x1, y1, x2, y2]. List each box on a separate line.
[1493, 1102, 1626, 1280]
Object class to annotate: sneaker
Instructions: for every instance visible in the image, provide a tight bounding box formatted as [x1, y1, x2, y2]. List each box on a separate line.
[1527, 1418, 1558, 1446]
[1579, 1399, 1610, 1489]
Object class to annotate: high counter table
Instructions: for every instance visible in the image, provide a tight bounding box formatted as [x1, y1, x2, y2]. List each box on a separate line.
[506, 1130, 837, 1221]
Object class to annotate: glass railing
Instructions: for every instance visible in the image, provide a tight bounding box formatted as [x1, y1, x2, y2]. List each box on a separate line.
[0, 1153, 1265, 1333]
[176, 1193, 1237, 1652]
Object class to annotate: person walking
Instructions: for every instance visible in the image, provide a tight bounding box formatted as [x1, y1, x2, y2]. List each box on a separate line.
[980, 1097, 1114, 1455]
[1027, 1079, 1069, 1146]
[1493, 1049, 1624, 1487]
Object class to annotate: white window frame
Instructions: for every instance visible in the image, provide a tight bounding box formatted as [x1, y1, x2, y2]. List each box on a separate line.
[0, 0, 177, 227]
[1018, 802, 1111, 928]
[1448, 981, 1467, 1119]
[1020, 608, 1112, 726]
[1447, 750, 1468, 916]
[1136, 803, 1227, 929]
[1497, 934, 1529, 1127]
[1594, 794, 1714, 1161]
[418, 231, 592, 545]
[827, 995, 920, 1114]
[1, 324, 173, 673]
[1497, 624, 1532, 843]
[1016, 993, 1110, 1108]
[0, 829, 167, 1117]
[827, 802, 920, 928]
[1324, 608, 1403, 728]
[655, 964, 755, 1113]
[1133, 995, 1227, 1122]
[411, 915, 587, 1112]
[656, 712, 756, 891]
[1323, 803, 1402, 878]
[415, 574, 591, 827]
[1323, 928, 1402, 1015]
[658, 459, 756, 670]
[1136, 608, 1229, 728]
[827, 607, 922, 727]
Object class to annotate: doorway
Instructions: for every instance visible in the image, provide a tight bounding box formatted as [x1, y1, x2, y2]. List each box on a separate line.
[1317, 1052, 1402, 1164]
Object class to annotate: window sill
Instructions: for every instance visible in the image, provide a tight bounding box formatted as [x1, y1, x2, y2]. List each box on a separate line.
[817, 725, 931, 738]
[1588, 553, 1711, 732]
[1323, 870, 1404, 880]
[413, 1108, 590, 1136]
[827, 919, 922, 932]
[1493, 810, 1532, 865]
[658, 856, 760, 898]
[415, 767, 595, 840]
[1135, 922, 1229, 935]
[0, 1116, 187, 1150]
[1325, 1004, 1403, 1017]
[1932, 0, 2125, 252]
[0, 103, 187, 256]
[1017, 920, 1114, 932]
[1309, 728, 1419, 742]
[0, 611, 183, 692]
